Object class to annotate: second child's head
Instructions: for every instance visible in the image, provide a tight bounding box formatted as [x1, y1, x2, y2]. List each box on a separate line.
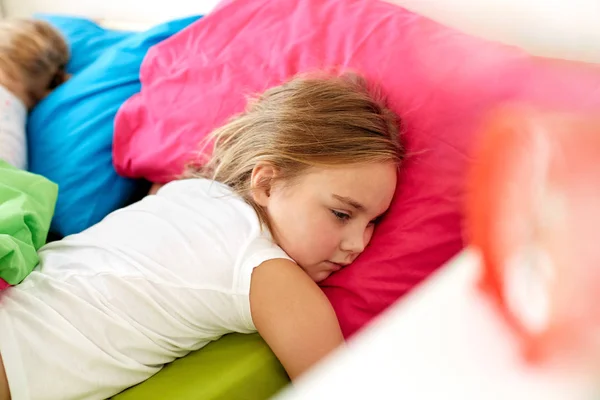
[186, 73, 404, 282]
[0, 19, 69, 109]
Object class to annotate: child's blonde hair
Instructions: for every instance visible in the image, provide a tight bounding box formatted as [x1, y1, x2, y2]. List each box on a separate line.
[0, 19, 69, 108]
[184, 73, 404, 228]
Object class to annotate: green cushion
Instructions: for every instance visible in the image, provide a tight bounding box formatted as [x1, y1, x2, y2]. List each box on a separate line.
[113, 333, 290, 399]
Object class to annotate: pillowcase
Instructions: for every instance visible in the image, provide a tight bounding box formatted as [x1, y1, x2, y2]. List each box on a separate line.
[113, 0, 600, 336]
[28, 15, 200, 237]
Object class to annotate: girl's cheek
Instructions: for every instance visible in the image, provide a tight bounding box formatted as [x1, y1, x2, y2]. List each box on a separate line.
[364, 226, 375, 246]
[325, 225, 345, 248]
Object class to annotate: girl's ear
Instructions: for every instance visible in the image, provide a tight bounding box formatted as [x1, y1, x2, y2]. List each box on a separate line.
[250, 162, 278, 207]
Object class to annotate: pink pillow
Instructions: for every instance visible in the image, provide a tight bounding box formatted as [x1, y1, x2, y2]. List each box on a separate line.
[114, 0, 600, 336]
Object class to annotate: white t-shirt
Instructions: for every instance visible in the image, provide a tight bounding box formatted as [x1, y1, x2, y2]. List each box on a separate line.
[0, 85, 27, 170]
[0, 179, 292, 400]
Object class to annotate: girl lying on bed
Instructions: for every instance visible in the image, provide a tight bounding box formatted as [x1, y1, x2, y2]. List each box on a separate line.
[0, 18, 69, 170]
[0, 72, 404, 400]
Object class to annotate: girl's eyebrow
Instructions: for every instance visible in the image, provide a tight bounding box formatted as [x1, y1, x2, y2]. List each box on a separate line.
[332, 194, 365, 212]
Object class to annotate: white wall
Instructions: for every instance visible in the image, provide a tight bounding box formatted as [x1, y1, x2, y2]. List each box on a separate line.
[4, 0, 600, 63]
[3, 0, 220, 26]
[385, 0, 600, 63]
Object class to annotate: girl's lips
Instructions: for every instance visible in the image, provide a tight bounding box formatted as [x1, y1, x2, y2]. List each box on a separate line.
[326, 261, 345, 271]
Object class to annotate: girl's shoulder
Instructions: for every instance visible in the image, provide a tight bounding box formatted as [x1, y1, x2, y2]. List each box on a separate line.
[159, 178, 230, 197]
[149, 178, 263, 242]
[157, 178, 249, 216]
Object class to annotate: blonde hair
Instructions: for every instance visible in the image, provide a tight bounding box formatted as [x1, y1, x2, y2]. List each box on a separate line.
[0, 19, 69, 108]
[184, 73, 404, 228]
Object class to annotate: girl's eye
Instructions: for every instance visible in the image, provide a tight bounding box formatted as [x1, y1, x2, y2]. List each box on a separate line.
[369, 216, 383, 226]
[331, 210, 351, 222]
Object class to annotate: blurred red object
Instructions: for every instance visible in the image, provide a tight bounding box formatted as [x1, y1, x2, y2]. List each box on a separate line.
[467, 106, 600, 365]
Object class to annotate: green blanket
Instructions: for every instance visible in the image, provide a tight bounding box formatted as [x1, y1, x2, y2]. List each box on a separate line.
[0, 160, 57, 286]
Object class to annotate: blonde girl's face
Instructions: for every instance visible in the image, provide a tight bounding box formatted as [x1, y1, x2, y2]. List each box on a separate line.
[253, 162, 397, 283]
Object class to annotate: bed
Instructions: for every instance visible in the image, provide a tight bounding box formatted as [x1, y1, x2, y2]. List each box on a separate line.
[2, 0, 599, 399]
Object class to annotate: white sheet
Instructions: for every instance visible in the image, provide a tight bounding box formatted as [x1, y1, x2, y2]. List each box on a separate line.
[278, 250, 599, 400]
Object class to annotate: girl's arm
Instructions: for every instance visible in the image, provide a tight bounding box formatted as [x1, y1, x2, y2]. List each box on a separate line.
[250, 258, 344, 380]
